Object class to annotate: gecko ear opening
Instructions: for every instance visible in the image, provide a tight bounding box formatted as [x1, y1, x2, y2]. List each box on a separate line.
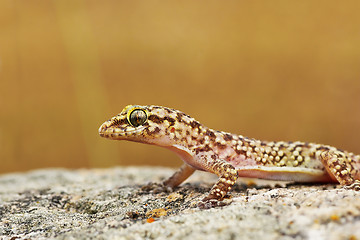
[127, 108, 148, 127]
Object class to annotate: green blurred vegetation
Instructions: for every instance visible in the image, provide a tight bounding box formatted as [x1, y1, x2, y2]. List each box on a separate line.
[1, 1, 360, 174]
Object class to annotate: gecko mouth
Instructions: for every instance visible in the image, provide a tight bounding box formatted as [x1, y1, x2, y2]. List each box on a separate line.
[98, 123, 146, 139]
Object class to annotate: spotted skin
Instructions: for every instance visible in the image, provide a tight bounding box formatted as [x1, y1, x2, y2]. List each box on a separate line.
[99, 105, 360, 208]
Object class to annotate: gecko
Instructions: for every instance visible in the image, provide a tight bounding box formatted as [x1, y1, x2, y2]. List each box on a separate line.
[99, 105, 360, 208]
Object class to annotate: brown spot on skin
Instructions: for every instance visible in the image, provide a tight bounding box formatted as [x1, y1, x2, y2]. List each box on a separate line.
[203, 145, 211, 152]
[164, 116, 176, 126]
[148, 115, 162, 124]
[176, 112, 186, 122]
[223, 134, 233, 141]
[235, 149, 246, 155]
[215, 142, 226, 149]
[205, 129, 216, 139]
[195, 145, 212, 154]
[153, 127, 161, 134]
[190, 121, 201, 129]
[317, 146, 330, 151]
[211, 154, 217, 160]
[164, 108, 172, 114]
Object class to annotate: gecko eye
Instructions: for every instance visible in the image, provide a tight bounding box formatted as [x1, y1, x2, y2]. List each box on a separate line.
[128, 109, 147, 127]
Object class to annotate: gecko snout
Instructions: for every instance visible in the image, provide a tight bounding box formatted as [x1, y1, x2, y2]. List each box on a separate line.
[98, 120, 113, 137]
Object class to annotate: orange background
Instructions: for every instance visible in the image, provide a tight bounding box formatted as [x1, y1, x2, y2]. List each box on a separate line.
[1, 1, 360, 174]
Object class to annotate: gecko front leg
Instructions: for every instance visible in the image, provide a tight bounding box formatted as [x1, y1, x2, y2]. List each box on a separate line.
[163, 163, 196, 188]
[142, 163, 195, 193]
[193, 153, 238, 209]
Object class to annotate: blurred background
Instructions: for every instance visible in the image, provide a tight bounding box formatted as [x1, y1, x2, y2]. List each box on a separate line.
[1, 1, 360, 174]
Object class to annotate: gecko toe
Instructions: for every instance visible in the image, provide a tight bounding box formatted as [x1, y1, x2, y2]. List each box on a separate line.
[197, 198, 232, 209]
[344, 180, 360, 191]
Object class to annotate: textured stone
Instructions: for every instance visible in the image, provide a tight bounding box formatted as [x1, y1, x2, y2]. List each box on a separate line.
[0, 167, 359, 239]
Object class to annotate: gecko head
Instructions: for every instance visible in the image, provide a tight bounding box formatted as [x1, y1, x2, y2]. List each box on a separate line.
[99, 105, 200, 147]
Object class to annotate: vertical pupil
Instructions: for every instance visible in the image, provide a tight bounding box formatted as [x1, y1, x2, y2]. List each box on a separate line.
[130, 109, 146, 127]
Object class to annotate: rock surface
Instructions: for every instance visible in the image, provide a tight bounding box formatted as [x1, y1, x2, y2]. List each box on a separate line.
[0, 167, 360, 240]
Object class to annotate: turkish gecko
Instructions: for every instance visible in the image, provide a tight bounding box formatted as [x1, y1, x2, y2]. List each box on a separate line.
[99, 105, 360, 208]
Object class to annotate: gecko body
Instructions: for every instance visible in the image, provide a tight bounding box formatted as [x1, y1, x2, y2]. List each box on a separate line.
[99, 105, 360, 208]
